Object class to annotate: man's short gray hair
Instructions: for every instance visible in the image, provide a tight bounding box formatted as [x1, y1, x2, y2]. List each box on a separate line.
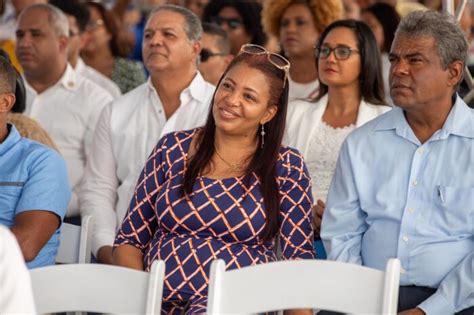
[147, 4, 202, 42]
[19, 3, 69, 37]
[395, 10, 468, 69]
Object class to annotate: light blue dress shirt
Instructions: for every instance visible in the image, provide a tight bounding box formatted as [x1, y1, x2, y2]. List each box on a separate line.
[321, 96, 474, 314]
[0, 124, 71, 268]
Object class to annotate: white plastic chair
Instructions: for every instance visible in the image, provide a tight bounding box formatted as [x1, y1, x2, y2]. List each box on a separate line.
[30, 260, 165, 314]
[56, 215, 92, 264]
[207, 258, 401, 315]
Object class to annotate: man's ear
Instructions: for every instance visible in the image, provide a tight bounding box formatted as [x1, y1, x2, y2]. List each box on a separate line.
[447, 60, 464, 87]
[58, 35, 69, 54]
[192, 40, 201, 62]
[0, 93, 16, 113]
[260, 104, 278, 125]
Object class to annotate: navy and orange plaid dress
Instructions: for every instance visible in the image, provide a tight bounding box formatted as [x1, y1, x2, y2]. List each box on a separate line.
[114, 129, 315, 314]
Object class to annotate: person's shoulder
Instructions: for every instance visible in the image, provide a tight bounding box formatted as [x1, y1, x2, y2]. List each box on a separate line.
[157, 128, 199, 150]
[277, 145, 305, 166]
[112, 83, 148, 105]
[16, 137, 64, 166]
[362, 101, 393, 115]
[346, 108, 395, 144]
[115, 57, 145, 73]
[76, 74, 114, 102]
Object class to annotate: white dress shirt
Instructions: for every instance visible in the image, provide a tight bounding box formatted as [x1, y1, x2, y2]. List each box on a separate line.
[0, 226, 36, 314]
[25, 64, 113, 216]
[75, 58, 122, 99]
[80, 72, 215, 256]
[286, 94, 391, 201]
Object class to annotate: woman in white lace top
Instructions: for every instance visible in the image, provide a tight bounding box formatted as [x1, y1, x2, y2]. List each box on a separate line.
[286, 20, 391, 245]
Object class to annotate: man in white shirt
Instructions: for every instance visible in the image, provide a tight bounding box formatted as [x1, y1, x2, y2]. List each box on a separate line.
[50, 0, 122, 99]
[80, 4, 215, 264]
[15, 4, 113, 217]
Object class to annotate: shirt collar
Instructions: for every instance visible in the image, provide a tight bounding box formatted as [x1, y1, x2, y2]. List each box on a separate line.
[75, 58, 86, 74]
[59, 63, 79, 91]
[24, 63, 78, 94]
[147, 71, 212, 104]
[374, 95, 474, 139]
[0, 124, 21, 156]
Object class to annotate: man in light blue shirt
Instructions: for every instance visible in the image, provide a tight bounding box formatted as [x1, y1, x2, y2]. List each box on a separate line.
[0, 55, 71, 268]
[321, 10, 473, 315]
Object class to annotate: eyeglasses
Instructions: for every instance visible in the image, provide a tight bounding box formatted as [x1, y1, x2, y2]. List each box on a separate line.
[200, 48, 227, 62]
[86, 19, 104, 31]
[212, 16, 242, 30]
[239, 44, 290, 88]
[315, 46, 359, 60]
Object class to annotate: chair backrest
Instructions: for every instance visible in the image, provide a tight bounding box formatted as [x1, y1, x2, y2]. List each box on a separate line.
[30, 260, 165, 314]
[207, 258, 401, 315]
[56, 215, 92, 264]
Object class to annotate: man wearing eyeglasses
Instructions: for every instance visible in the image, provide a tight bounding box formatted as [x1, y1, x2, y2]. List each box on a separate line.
[80, 5, 215, 265]
[198, 23, 233, 86]
[15, 4, 113, 219]
[322, 11, 474, 315]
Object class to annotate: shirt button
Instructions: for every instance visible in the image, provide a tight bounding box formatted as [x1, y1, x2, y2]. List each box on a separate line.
[401, 267, 406, 274]
[407, 208, 415, 213]
[402, 235, 409, 242]
[412, 180, 418, 186]
[418, 147, 424, 154]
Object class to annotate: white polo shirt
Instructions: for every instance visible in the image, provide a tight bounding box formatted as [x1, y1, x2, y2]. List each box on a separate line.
[80, 72, 215, 256]
[25, 64, 113, 216]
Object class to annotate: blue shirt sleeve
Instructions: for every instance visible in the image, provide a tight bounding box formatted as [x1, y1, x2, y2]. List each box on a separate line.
[15, 147, 71, 220]
[321, 139, 368, 265]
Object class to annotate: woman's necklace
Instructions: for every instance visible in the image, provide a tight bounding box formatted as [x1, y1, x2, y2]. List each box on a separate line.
[214, 146, 245, 172]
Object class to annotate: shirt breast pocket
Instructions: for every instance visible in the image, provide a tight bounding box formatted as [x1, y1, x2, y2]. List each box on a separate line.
[435, 186, 473, 234]
[0, 179, 25, 225]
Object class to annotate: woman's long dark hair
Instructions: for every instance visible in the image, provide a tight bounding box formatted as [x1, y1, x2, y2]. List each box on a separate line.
[315, 19, 386, 105]
[364, 3, 400, 53]
[182, 53, 289, 241]
[85, 2, 130, 57]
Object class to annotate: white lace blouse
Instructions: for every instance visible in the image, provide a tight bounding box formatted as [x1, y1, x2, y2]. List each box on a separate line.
[306, 120, 355, 201]
[286, 94, 392, 202]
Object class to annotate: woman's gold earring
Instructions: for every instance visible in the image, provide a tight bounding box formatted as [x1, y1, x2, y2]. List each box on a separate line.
[260, 124, 265, 149]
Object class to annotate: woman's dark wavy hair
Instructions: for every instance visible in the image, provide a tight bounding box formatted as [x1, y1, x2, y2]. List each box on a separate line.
[364, 3, 400, 53]
[202, 0, 267, 47]
[315, 19, 386, 105]
[182, 53, 289, 242]
[85, 1, 130, 57]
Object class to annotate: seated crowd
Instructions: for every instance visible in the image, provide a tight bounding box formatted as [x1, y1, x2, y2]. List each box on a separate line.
[0, 0, 473, 314]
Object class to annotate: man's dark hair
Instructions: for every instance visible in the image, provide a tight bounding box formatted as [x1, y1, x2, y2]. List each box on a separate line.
[49, 0, 90, 33]
[0, 49, 25, 112]
[202, 22, 230, 54]
[0, 55, 17, 95]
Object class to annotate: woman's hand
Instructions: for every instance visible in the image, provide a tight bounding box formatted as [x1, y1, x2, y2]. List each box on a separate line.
[113, 244, 144, 271]
[311, 199, 326, 236]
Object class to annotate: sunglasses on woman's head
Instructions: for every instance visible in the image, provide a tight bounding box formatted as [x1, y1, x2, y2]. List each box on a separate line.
[239, 44, 290, 88]
[200, 48, 227, 63]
